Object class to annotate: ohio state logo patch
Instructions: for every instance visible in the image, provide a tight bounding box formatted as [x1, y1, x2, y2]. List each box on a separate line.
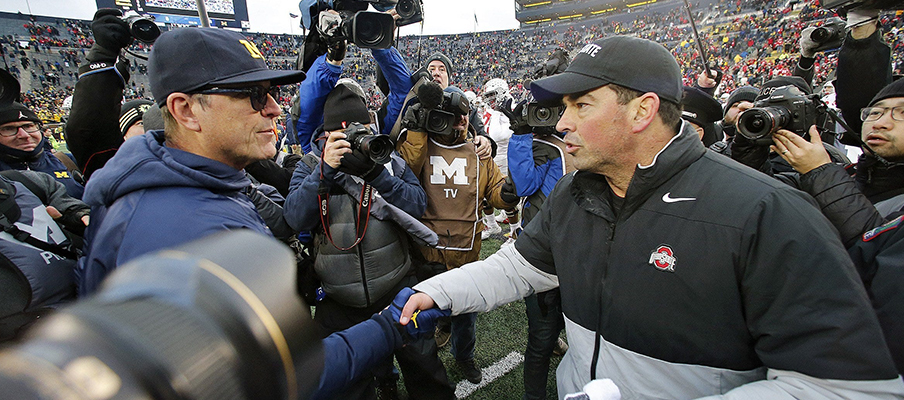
[648, 245, 676, 272]
[863, 215, 903, 242]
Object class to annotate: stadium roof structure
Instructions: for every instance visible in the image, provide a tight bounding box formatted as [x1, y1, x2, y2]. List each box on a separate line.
[515, 0, 670, 26]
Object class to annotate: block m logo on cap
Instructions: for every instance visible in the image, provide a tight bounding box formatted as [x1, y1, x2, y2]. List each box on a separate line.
[238, 40, 264, 59]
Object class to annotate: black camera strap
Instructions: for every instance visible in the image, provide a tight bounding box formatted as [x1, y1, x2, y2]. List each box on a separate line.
[317, 160, 374, 251]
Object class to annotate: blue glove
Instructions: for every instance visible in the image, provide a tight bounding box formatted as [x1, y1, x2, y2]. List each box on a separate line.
[382, 287, 450, 339]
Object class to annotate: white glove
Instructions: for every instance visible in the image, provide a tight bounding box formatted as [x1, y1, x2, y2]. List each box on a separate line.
[846, 8, 879, 29]
[564, 378, 621, 400]
[799, 26, 819, 58]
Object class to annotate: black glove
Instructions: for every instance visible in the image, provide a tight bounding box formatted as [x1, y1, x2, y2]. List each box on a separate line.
[500, 98, 531, 135]
[730, 133, 772, 174]
[500, 180, 519, 204]
[326, 39, 347, 63]
[401, 102, 426, 131]
[88, 9, 132, 62]
[338, 149, 382, 181]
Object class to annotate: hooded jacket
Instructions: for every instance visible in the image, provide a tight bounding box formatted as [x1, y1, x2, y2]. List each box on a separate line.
[0, 136, 85, 200]
[414, 123, 904, 399]
[77, 130, 270, 295]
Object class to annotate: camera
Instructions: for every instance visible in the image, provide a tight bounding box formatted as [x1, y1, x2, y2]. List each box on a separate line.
[121, 13, 160, 44]
[371, 0, 423, 26]
[344, 122, 394, 164]
[737, 85, 820, 140]
[316, 1, 395, 49]
[527, 103, 564, 127]
[0, 231, 324, 400]
[412, 90, 470, 138]
[821, 0, 904, 10]
[809, 17, 845, 53]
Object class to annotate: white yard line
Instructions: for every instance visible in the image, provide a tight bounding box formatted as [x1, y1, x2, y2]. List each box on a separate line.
[455, 351, 525, 399]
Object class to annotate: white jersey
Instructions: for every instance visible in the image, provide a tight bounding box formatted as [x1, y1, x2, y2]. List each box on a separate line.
[482, 108, 513, 175]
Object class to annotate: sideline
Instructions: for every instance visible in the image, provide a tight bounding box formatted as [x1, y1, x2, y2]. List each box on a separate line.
[455, 351, 525, 399]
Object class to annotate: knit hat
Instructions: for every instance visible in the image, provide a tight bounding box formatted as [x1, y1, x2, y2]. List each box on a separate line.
[425, 52, 453, 77]
[723, 86, 758, 117]
[869, 77, 904, 107]
[322, 84, 370, 132]
[0, 102, 41, 127]
[530, 36, 682, 105]
[119, 99, 154, 136]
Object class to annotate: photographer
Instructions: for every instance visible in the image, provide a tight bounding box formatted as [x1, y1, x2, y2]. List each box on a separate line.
[283, 83, 454, 400]
[501, 95, 574, 400]
[65, 9, 144, 181]
[295, 6, 412, 153]
[398, 83, 518, 384]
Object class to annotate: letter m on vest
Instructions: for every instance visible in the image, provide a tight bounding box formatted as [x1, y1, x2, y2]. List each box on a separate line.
[429, 156, 468, 185]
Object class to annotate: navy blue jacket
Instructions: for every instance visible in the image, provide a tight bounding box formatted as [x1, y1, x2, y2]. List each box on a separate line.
[0, 137, 85, 200]
[77, 130, 270, 295]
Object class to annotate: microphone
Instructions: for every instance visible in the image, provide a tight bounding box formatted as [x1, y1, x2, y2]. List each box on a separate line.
[417, 81, 445, 110]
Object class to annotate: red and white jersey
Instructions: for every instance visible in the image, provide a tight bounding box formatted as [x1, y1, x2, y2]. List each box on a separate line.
[482, 108, 513, 175]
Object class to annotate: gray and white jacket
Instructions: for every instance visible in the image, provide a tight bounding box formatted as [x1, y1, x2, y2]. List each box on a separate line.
[415, 123, 904, 399]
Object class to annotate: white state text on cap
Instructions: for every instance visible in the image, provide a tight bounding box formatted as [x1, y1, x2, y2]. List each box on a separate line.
[578, 43, 602, 57]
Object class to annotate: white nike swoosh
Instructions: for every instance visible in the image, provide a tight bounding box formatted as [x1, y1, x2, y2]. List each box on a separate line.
[662, 192, 696, 203]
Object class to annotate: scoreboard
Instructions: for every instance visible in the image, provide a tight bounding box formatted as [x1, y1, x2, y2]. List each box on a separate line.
[95, 0, 250, 30]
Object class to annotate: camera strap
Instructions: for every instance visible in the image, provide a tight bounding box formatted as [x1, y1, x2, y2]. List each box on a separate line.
[317, 161, 374, 251]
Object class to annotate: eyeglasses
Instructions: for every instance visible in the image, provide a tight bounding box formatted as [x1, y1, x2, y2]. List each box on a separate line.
[0, 122, 40, 137]
[860, 106, 904, 122]
[194, 85, 279, 111]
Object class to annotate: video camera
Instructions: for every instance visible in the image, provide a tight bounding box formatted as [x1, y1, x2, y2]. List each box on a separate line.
[405, 82, 470, 138]
[526, 103, 564, 127]
[0, 231, 324, 400]
[809, 17, 846, 53]
[822, 0, 904, 11]
[737, 85, 822, 141]
[344, 122, 394, 164]
[371, 0, 424, 26]
[121, 11, 160, 44]
[304, 0, 397, 49]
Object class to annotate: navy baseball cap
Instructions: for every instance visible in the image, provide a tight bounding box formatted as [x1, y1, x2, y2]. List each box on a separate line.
[530, 36, 682, 105]
[149, 28, 305, 107]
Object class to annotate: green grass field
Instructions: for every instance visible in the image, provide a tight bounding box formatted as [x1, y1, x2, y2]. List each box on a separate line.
[397, 227, 566, 400]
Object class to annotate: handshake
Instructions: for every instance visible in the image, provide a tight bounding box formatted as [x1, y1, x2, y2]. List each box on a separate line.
[379, 287, 450, 341]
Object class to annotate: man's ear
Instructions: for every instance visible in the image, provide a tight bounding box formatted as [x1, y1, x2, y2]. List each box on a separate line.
[167, 93, 201, 132]
[630, 92, 660, 133]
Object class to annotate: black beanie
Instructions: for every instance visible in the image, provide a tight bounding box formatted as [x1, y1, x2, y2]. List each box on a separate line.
[425, 52, 453, 77]
[869, 77, 904, 107]
[323, 84, 371, 132]
[723, 86, 758, 117]
[0, 102, 41, 127]
[119, 99, 154, 136]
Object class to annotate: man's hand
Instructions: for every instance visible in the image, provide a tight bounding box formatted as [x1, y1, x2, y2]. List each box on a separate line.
[771, 125, 831, 174]
[323, 130, 351, 169]
[500, 99, 531, 135]
[338, 149, 381, 181]
[89, 9, 132, 61]
[500, 180, 519, 204]
[474, 135, 492, 160]
[696, 67, 722, 89]
[382, 288, 450, 339]
[400, 291, 438, 325]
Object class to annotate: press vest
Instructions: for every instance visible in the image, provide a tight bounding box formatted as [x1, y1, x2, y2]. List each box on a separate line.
[419, 138, 480, 251]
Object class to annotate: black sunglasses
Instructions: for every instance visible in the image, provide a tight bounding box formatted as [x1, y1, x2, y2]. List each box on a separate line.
[194, 85, 279, 111]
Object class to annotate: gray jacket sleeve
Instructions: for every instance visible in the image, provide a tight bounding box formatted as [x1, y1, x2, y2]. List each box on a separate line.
[697, 369, 904, 400]
[413, 244, 558, 315]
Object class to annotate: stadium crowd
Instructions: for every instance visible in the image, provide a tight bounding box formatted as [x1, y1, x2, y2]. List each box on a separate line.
[1, 0, 904, 399]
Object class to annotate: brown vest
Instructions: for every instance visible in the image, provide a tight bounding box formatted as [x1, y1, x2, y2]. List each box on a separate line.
[419, 138, 480, 251]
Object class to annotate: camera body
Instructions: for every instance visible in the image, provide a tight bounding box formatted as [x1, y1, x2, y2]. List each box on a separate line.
[809, 17, 845, 53]
[527, 103, 564, 127]
[344, 122, 394, 164]
[316, 1, 395, 49]
[409, 90, 470, 138]
[737, 85, 820, 140]
[121, 13, 160, 43]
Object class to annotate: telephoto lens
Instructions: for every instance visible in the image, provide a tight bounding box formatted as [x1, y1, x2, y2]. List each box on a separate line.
[0, 231, 324, 400]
